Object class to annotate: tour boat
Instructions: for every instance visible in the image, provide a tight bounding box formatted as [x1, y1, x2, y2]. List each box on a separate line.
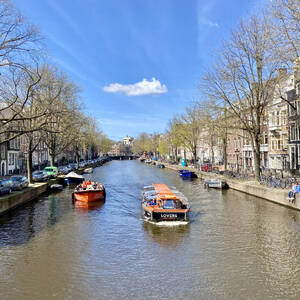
[142, 183, 190, 222]
[73, 181, 106, 203]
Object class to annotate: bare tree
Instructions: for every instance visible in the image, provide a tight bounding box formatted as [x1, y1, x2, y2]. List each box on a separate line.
[0, 0, 43, 142]
[269, 0, 300, 63]
[173, 104, 203, 167]
[0, 0, 41, 68]
[19, 65, 65, 182]
[166, 117, 184, 162]
[42, 68, 81, 166]
[201, 15, 281, 180]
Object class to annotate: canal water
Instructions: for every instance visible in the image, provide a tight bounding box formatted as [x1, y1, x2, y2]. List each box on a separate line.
[1, 160, 300, 299]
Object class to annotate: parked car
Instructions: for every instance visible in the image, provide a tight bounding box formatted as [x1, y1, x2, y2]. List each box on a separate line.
[201, 163, 212, 172]
[32, 170, 49, 182]
[58, 166, 68, 175]
[0, 179, 13, 195]
[68, 163, 77, 171]
[10, 175, 29, 191]
[43, 166, 58, 178]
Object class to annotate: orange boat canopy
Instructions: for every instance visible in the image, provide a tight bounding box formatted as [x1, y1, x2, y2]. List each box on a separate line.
[152, 183, 179, 200]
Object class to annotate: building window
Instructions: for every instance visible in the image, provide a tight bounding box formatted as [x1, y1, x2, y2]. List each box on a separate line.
[281, 110, 287, 125]
[264, 133, 268, 144]
[283, 136, 288, 149]
[270, 112, 275, 126]
[9, 153, 14, 166]
[296, 83, 300, 95]
[0, 145, 5, 160]
[297, 101, 300, 115]
[290, 102, 296, 116]
[291, 124, 296, 141]
[276, 111, 280, 126]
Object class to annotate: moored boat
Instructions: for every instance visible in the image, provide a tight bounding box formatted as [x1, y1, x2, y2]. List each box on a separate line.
[84, 167, 93, 174]
[73, 180, 106, 203]
[142, 183, 190, 222]
[204, 179, 227, 189]
[65, 171, 84, 184]
[157, 164, 165, 168]
[178, 170, 198, 178]
[49, 184, 63, 191]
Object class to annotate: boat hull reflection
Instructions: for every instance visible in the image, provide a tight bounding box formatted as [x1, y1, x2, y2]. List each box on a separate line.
[74, 199, 105, 212]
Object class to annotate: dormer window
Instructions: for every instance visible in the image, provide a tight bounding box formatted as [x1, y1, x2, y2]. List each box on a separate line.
[297, 83, 300, 95]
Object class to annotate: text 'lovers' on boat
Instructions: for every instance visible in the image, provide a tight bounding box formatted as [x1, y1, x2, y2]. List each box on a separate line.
[142, 183, 190, 222]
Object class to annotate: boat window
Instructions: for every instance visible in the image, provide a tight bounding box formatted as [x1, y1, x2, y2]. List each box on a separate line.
[144, 191, 156, 196]
[163, 200, 175, 209]
[145, 195, 157, 201]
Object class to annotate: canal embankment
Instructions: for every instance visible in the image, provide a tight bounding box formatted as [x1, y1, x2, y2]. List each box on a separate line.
[0, 182, 49, 216]
[0, 158, 111, 216]
[153, 162, 300, 211]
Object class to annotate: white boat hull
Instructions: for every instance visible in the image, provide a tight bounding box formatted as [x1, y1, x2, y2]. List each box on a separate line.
[204, 179, 227, 189]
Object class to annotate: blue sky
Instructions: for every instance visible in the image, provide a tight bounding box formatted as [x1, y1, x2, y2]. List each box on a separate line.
[13, 0, 266, 141]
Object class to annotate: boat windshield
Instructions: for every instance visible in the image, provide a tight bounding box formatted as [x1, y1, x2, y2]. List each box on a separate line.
[163, 200, 175, 209]
[145, 195, 157, 201]
[144, 191, 156, 196]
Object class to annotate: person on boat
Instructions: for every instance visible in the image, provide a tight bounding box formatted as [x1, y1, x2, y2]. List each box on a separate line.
[149, 199, 157, 207]
[86, 179, 92, 185]
[82, 181, 87, 190]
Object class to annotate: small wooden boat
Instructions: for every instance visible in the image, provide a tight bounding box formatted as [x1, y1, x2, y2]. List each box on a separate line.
[73, 181, 106, 203]
[84, 167, 93, 174]
[142, 183, 190, 222]
[204, 179, 227, 189]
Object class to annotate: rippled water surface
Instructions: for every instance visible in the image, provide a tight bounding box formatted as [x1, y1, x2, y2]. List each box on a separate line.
[1, 160, 300, 299]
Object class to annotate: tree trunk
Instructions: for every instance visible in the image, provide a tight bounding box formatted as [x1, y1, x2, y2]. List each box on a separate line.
[76, 152, 80, 169]
[27, 140, 33, 184]
[253, 135, 261, 180]
[193, 146, 197, 168]
[211, 148, 215, 164]
[223, 137, 227, 170]
[50, 153, 55, 167]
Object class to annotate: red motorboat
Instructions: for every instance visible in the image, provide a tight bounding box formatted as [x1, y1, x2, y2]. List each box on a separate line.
[73, 180, 106, 203]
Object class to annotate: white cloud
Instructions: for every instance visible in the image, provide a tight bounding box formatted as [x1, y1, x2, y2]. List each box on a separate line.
[103, 78, 168, 96]
[198, 17, 219, 28]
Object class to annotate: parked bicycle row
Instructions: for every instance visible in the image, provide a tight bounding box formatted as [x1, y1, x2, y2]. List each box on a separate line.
[258, 174, 297, 189]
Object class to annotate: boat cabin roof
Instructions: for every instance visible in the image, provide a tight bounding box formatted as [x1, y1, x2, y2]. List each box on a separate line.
[152, 183, 180, 201]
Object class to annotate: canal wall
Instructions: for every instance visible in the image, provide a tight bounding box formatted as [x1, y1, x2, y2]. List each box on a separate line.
[0, 159, 111, 217]
[0, 183, 48, 216]
[154, 162, 300, 211]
